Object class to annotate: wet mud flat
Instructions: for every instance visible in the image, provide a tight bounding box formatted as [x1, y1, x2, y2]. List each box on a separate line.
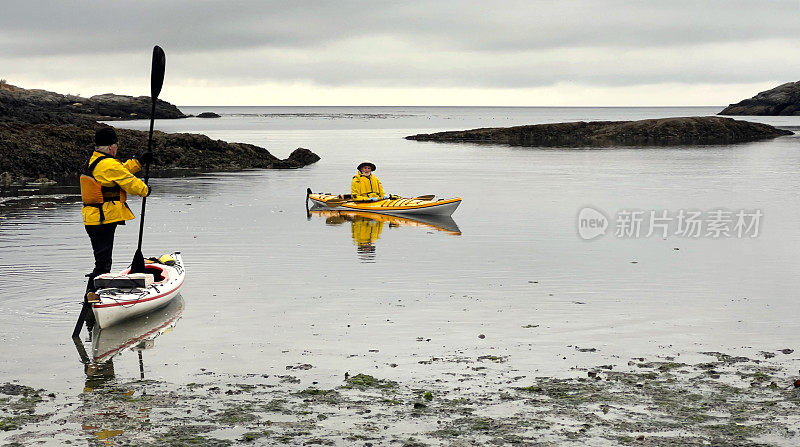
[2, 350, 800, 446]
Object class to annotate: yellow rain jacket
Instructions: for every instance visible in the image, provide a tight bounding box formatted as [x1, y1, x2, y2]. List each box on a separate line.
[350, 172, 385, 200]
[81, 151, 149, 225]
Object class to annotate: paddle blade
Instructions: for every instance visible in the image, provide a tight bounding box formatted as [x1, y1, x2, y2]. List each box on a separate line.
[413, 195, 435, 201]
[72, 302, 90, 338]
[130, 248, 146, 274]
[150, 46, 166, 100]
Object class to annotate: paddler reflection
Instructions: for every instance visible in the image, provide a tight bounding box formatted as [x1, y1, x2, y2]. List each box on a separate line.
[311, 210, 461, 262]
[74, 297, 184, 387]
[350, 214, 383, 261]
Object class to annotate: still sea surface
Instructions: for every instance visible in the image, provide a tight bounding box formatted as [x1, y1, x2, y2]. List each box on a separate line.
[1, 107, 799, 393]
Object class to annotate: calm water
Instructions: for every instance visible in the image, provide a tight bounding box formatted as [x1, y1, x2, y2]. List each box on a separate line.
[1, 107, 799, 393]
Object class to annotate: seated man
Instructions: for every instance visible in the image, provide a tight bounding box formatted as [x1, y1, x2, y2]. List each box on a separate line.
[350, 160, 387, 201]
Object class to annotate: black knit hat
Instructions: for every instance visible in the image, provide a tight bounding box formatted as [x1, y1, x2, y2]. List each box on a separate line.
[94, 127, 118, 146]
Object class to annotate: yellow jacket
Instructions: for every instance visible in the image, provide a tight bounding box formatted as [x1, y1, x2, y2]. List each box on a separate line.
[81, 151, 149, 225]
[351, 216, 383, 245]
[350, 172, 385, 200]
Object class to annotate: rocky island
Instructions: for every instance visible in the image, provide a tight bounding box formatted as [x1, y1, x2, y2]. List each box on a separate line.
[719, 81, 800, 116]
[0, 82, 186, 123]
[406, 116, 792, 147]
[0, 82, 319, 185]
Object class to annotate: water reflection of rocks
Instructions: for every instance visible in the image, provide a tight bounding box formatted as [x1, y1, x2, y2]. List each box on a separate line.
[309, 210, 461, 262]
[73, 296, 184, 387]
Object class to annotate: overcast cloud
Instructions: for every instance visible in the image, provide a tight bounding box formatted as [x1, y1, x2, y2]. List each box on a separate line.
[2, 1, 798, 105]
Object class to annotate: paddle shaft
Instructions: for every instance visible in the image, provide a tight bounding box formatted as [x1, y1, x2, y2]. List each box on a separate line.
[130, 46, 165, 274]
[135, 98, 156, 251]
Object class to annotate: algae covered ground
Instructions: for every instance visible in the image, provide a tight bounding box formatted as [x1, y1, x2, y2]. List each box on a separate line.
[2, 350, 800, 446]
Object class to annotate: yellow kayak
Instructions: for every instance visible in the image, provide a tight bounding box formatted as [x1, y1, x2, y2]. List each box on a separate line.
[308, 193, 462, 216]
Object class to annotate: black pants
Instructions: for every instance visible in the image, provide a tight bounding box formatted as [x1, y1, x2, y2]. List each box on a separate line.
[85, 223, 118, 294]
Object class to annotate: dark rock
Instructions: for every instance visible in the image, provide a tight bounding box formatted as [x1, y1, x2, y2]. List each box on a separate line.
[196, 112, 221, 118]
[406, 117, 793, 147]
[0, 82, 186, 123]
[88, 93, 186, 120]
[719, 81, 800, 116]
[286, 148, 321, 167]
[0, 383, 31, 395]
[0, 123, 319, 184]
[0, 83, 319, 184]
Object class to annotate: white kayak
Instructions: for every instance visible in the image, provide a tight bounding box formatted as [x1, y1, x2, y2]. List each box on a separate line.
[91, 252, 185, 329]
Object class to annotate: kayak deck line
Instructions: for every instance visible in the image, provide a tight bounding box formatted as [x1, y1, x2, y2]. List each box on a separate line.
[92, 276, 185, 308]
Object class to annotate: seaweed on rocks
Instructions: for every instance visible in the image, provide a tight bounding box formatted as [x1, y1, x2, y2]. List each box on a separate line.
[3, 350, 800, 445]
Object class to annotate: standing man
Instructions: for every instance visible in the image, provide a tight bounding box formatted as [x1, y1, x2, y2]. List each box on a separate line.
[350, 160, 388, 201]
[81, 127, 151, 304]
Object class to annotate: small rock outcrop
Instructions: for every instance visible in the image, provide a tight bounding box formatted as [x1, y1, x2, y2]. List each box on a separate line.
[406, 117, 792, 147]
[87, 93, 186, 120]
[285, 148, 321, 167]
[196, 112, 221, 118]
[719, 81, 800, 116]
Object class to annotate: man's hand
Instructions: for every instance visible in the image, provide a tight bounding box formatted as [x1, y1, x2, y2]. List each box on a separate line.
[145, 185, 153, 197]
[368, 197, 379, 202]
[135, 152, 154, 165]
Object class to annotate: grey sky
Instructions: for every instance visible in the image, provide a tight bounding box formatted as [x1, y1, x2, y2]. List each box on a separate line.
[2, 1, 798, 105]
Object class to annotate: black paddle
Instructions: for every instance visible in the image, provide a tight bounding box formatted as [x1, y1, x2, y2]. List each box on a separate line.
[131, 45, 166, 274]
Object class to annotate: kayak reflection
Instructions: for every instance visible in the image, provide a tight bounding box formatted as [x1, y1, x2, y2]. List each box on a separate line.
[309, 210, 461, 262]
[74, 296, 184, 386]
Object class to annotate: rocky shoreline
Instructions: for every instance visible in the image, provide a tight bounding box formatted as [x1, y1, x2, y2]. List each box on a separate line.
[2, 349, 799, 446]
[0, 83, 319, 185]
[0, 82, 186, 124]
[406, 116, 793, 148]
[0, 123, 319, 185]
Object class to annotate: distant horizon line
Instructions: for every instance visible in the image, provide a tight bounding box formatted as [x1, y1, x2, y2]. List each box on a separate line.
[177, 104, 726, 108]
